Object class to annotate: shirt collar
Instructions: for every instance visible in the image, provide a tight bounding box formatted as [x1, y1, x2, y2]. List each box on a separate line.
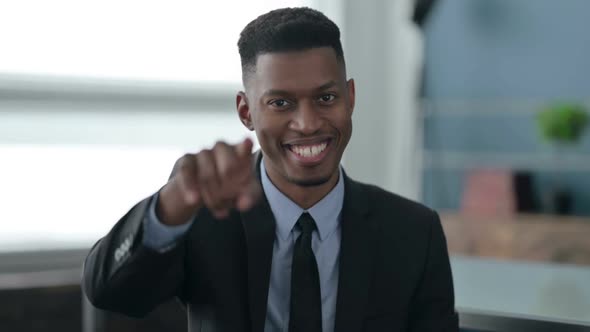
[260, 158, 344, 242]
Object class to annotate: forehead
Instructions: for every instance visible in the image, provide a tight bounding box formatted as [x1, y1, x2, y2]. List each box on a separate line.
[250, 47, 345, 94]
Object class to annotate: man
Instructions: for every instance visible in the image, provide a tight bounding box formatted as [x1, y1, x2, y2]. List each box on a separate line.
[83, 7, 458, 332]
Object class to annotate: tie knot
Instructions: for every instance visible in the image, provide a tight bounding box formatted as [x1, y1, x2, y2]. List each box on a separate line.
[296, 213, 317, 235]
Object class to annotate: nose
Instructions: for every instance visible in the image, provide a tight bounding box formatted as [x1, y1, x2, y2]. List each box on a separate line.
[289, 100, 323, 135]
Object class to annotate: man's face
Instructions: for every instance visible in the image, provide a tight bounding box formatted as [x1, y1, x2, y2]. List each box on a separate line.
[238, 47, 355, 188]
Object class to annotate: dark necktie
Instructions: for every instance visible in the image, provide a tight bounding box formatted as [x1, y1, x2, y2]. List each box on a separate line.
[289, 212, 322, 332]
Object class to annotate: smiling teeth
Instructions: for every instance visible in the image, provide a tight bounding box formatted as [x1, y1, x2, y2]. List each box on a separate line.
[291, 142, 327, 157]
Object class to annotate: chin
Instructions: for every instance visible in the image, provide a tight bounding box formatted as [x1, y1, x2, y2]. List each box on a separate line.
[286, 166, 339, 187]
[290, 176, 333, 187]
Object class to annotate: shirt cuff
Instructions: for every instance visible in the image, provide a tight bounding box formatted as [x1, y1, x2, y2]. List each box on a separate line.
[142, 192, 193, 252]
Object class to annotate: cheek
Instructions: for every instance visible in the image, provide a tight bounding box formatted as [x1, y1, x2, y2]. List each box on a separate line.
[258, 112, 290, 132]
[254, 118, 286, 149]
[340, 122, 352, 147]
[332, 112, 353, 136]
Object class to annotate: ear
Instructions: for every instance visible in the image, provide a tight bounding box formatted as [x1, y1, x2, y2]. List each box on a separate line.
[346, 78, 356, 115]
[236, 91, 254, 131]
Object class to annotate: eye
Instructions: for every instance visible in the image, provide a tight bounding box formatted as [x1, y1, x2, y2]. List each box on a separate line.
[269, 99, 291, 108]
[319, 94, 336, 103]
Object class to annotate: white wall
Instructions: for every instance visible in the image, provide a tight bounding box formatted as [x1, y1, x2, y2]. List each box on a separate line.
[340, 0, 423, 200]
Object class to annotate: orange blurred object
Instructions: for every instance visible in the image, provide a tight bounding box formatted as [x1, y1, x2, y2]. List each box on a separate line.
[461, 168, 517, 218]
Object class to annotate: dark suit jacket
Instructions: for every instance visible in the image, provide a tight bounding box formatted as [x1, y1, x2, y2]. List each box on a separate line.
[83, 154, 458, 332]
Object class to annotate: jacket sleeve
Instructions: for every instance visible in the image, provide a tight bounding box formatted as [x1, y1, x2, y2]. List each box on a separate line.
[408, 210, 459, 332]
[82, 195, 190, 318]
[143, 192, 194, 252]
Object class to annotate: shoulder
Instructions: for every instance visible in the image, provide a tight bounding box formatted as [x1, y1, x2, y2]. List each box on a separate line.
[356, 180, 436, 219]
[348, 179, 440, 236]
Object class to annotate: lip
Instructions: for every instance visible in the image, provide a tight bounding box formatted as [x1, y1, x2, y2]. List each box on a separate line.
[284, 138, 333, 166]
[283, 135, 334, 146]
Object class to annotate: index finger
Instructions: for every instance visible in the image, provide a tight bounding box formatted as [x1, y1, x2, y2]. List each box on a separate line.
[235, 138, 254, 159]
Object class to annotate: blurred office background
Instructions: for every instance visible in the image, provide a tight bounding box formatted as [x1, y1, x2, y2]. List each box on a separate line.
[1, 0, 589, 331]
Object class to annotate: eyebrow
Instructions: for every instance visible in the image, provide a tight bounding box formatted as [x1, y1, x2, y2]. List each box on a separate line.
[262, 80, 339, 97]
[315, 80, 338, 91]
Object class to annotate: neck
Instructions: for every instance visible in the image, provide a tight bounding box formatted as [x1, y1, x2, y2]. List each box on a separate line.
[286, 175, 340, 209]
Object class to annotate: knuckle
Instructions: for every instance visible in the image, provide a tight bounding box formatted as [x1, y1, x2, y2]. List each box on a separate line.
[198, 173, 212, 186]
[170, 153, 194, 179]
[212, 141, 228, 150]
[177, 171, 196, 189]
[197, 163, 215, 181]
[196, 153, 215, 177]
[217, 163, 234, 178]
[177, 153, 193, 166]
[198, 149, 213, 161]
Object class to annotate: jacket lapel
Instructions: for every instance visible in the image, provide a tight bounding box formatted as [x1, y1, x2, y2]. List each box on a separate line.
[241, 154, 375, 332]
[241, 152, 276, 332]
[334, 174, 375, 331]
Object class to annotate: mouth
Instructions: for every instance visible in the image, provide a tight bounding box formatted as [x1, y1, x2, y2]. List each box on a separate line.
[283, 138, 333, 165]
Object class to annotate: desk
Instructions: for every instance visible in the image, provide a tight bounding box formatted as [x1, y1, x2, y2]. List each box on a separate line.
[451, 256, 590, 329]
[440, 213, 590, 266]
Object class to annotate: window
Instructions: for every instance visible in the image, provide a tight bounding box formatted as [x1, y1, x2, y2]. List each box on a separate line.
[0, 0, 327, 252]
[0, 0, 311, 82]
[0, 111, 253, 252]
